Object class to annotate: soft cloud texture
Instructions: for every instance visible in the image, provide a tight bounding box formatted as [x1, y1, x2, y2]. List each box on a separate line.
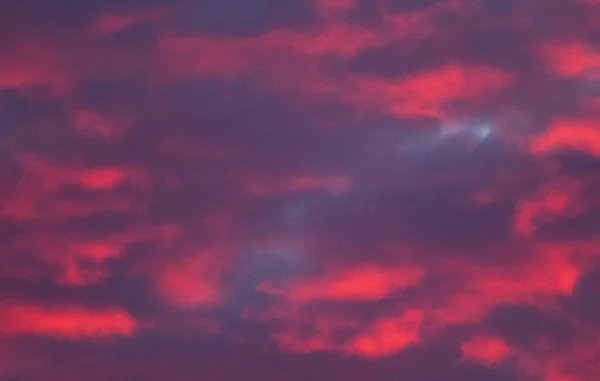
[0, 0, 599, 380]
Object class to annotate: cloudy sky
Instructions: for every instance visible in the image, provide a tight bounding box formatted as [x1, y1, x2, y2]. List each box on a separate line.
[0, 0, 599, 380]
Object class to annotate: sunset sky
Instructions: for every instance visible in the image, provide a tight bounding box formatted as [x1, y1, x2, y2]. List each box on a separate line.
[1, 0, 599, 380]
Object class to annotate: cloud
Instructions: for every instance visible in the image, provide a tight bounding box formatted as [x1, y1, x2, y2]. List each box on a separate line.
[0, 302, 136, 339]
[343, 309, 423, 357]
[539, 41, 600, 77]
[1, 155, 147, 221]
[259, 263, 423, 302]
[347, 64, 514, 118]
[461, 336, 511, 365]
[513, 177, 583, 237]
[531, 118, 600, 157]
[153, 248, 230, 308]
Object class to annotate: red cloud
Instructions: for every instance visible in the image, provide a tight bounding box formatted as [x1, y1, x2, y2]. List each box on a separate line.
[539, 41, 600, 77]
[0, 153, 159, 284]
[348, 65, 513, 118]
[432, 248, 580, 326]
[462, 328, 600, 381]
[251, 231, 582, 359]
[0, 36, 70, 96]
[343, 309, 423, 358]
[251, 262, 427, 358]
[531, 118, 600, 157]
[253, 304, 423, 358]
[154, 248, 231, 308]
[0, 148, 180, 285]
[259, 264, 423, 303]
[0, 303, 136, 339]
[514, 177, 583, 237]
[1, 155, 148, 221]
[0, 222, 181, 286]
[461, 336, 511, 365]
[157, 21, 381, 101]
[157, 6, 512, 119]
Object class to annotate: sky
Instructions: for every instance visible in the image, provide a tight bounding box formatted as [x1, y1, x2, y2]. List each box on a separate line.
[0, 0, 599, 380]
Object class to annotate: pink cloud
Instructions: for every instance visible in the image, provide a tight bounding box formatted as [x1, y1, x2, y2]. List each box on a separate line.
[1, 155, 148, 222]
[0, 303, 136, 339]
[461, 336, 512, 365]
[531, 118, 600, 157]
[346, 65, 513, 118]
[343, 309, 423, 358]
[153, 248, 232, 308]
[259, 264, 423, 303]
[514, 177, 583, 237]
[539, 41, 600, 77]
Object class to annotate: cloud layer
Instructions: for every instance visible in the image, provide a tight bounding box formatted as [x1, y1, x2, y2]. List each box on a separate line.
[0, 0, 599, 380]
